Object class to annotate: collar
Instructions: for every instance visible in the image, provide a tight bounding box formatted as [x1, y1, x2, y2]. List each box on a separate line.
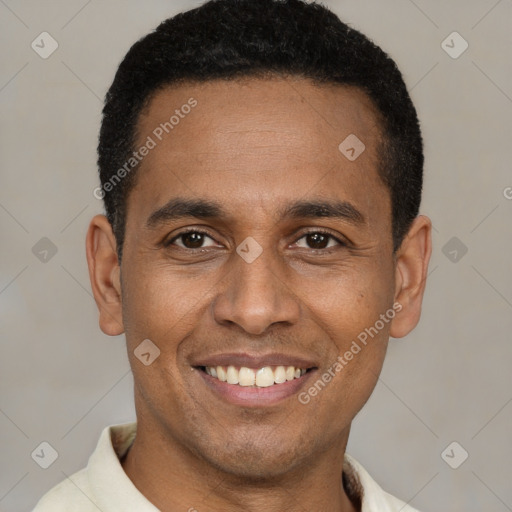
[86, 422, 417, 512]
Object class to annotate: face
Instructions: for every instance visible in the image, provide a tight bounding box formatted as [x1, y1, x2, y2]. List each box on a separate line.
[88, 77, 429, 479]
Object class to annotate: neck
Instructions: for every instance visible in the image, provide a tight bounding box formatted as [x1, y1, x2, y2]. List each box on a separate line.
[121, 421, 360, 512]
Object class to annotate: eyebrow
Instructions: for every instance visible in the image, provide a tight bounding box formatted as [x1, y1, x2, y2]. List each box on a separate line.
[145, 197, 365, 229]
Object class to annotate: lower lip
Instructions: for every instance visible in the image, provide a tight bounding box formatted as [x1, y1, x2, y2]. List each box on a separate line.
[196, 368, 316, 407]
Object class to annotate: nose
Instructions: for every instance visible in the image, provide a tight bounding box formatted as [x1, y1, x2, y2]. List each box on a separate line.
[212, 244, 301, 335]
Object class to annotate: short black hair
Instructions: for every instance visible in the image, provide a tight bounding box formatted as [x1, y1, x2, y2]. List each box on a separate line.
[98, 0, 423, 262]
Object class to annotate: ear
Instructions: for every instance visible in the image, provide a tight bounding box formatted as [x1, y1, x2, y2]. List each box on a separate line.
[389, 215, 432, 338]
[85, 214, 124, 336]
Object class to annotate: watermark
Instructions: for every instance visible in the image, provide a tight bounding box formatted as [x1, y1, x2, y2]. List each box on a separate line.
[298, 301, 402, 405]
[31, 31, 59, 59]
[441, 441, 469, 469]
[31, 441, 59, 469]
[338, 133, 365, 161]
[441, 31, 469, 60]
[134, 338, 161, 366]
[93, 97, 198, 200]
[236, 236, 263, 263]
[32, 237, 58, 263]
[504, 187, 512, 200]
[442, 236, 468, 263]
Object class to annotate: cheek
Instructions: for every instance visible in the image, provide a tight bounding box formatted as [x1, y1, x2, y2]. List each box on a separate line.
[120, 262, 216, 406]
[300, 274, 393, 425]
[303, 261, 393, 394]
[308, 262, 394, 340]
[120, 265, 198, 410]
[121, 261, 207, 342]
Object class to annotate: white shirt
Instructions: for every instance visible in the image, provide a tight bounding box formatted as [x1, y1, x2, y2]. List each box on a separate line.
[32, 422, 421, 511]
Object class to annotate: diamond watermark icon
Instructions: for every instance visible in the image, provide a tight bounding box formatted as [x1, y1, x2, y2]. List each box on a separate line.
[31, 32, 59, 59]
[134, 339, 161, 366]
[441, 441, 468, 469]
[236, 236, 263, 264]
[442, 236, 468, 263]
[338, 134, 365, 161]
[32, 237, 58, 263]
[31, 441, 59, 469]
[441, 32, 468, 59]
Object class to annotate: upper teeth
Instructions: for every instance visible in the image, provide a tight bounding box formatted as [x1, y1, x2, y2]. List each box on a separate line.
[205, 365, 307, 387]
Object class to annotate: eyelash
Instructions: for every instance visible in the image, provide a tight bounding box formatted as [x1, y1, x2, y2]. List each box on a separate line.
[164, 228, 347, 253]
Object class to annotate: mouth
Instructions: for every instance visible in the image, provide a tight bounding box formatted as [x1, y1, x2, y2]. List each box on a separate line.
[191, 353, 318, 406]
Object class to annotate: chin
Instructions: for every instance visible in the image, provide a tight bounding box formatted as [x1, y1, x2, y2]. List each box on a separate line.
[194, 434, 308, 480]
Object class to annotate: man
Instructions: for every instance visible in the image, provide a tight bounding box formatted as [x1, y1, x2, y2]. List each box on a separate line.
[33, 0, 431, 510]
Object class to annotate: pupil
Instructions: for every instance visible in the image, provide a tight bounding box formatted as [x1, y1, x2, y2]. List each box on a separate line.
[183, 232, 204, 248]
[308, 233, 328, 249]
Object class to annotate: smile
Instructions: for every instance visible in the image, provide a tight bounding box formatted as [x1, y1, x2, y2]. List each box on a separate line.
[192, 352, 318, 406]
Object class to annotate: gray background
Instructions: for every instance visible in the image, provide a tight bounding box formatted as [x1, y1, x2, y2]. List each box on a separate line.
[1, 1, 511, 511]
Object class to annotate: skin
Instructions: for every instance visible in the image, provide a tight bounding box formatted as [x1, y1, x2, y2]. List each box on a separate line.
[86, 77, 431, 512]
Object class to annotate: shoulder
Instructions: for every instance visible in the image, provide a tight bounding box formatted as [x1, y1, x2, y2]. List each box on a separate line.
[31, 468, 96, 512]
[344, 453, 422, 512]
[379, 490, 422, 512]
[32, 422, 137, 512]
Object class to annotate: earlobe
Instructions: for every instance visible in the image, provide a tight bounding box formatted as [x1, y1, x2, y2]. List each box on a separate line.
[389, 215, 432, 339]
[85, 214, 125, 336]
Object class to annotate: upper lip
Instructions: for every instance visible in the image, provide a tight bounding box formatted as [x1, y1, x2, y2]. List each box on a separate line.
[191, 352, 318, 369]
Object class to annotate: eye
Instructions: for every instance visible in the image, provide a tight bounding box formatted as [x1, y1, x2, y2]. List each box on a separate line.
[165, 229, 218, 249]
[294, 230, 346, 251]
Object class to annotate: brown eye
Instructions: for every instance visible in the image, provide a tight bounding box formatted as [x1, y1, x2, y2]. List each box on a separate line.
[166, 230, 217, 249]
[305, 232, 329, 249]
[295, 231, 344, 251]
[180, 232, 205, 248]
[296, 231, 347, 254]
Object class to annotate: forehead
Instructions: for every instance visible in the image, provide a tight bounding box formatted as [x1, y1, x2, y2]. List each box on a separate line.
[138, 77, 383, 155]
[128, 77, 389, 227]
